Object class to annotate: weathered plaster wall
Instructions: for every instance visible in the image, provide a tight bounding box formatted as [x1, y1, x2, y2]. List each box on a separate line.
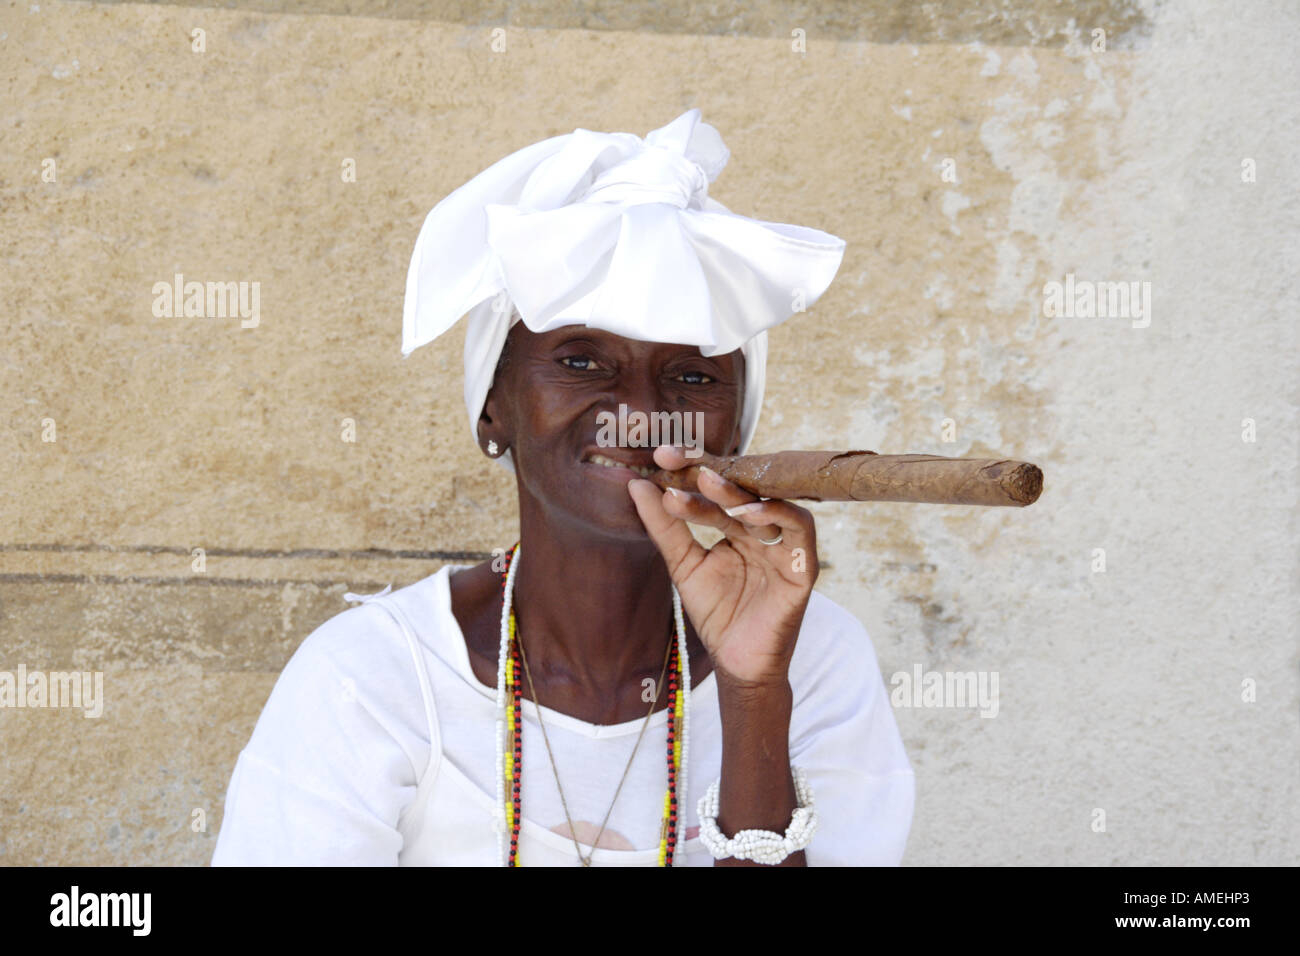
[1, 0, 1295, 864]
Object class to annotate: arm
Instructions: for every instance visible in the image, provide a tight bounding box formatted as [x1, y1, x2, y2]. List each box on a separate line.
[711, 612, 915, 867]
[713, 677, 805, 867]
[631, 445, 913, 867]
[211, 604, 424, 866]
[628, 445, 821, 867]
[786, 603, 915, 866]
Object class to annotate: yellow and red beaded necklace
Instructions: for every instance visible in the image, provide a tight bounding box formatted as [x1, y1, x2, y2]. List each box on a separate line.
[496, 543, 689, 866]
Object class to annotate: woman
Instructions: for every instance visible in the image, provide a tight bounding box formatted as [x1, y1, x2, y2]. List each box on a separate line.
[212, 109, 914, 866]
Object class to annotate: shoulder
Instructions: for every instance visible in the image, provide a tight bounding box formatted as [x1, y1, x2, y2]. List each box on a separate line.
[212, 581, 455, 865]
[290, 568, 459, 683]
[281, 599, 409, 695]
[787, 588, 910, 774]
[780, 587, 915, 865]
[790, 587, 885, 691]
[259, 570, 458, 738]
[239, 574, 459, 779]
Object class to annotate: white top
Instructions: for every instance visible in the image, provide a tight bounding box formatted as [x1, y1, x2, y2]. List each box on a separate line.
[211, 564, 915, 866]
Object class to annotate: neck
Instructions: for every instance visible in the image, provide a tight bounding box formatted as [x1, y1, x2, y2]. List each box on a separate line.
[510, 503, 680, 697]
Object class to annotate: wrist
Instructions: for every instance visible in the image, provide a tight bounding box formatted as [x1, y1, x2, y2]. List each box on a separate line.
[715, 670, 793, 703]
[700, 766, 817, 865]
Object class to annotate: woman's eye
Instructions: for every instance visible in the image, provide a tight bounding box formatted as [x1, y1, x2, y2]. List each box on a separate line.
[559, 356, 711, 381]
[677, 370, 714, 385]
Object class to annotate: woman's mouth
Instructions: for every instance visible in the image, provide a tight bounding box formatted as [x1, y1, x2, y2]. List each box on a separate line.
[584, 453, 656, 479]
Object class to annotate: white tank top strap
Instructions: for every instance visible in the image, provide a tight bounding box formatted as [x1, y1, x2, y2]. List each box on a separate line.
[360, 592, 444, 837]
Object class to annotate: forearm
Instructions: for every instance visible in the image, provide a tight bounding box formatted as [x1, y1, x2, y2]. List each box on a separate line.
[712, 678, 806, 867]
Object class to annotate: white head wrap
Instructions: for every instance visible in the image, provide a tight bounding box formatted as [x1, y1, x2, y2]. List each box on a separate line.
[401, 108, 846, 473]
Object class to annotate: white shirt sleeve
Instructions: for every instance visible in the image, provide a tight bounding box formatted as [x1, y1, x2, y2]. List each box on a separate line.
[788, 593, 916, 866]
[211, 603, 428, 866]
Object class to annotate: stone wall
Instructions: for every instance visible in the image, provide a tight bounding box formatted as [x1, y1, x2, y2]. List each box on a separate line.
[1, 0, 1296, 864]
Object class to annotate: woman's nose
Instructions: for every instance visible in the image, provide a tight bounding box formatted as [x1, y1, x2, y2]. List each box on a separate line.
[591, 370, 676, 447]
[610, 368, 671, 421]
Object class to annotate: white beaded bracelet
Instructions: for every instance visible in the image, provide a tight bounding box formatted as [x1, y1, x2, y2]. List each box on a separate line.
[696, 766, 818, 864]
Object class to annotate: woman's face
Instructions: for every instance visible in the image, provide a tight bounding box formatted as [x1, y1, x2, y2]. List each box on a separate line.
[482, 323, 746, 541]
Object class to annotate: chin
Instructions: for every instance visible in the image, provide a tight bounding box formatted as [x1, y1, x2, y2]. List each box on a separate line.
[519, 452, 661, 543]
[566, 487, 658, 543]
[567, 497, 655, 543]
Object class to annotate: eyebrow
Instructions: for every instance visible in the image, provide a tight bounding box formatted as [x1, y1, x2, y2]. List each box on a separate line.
[543, 330, 741, 373]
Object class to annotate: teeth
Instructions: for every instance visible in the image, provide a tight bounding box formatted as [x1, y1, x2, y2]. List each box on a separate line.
[588, 454, 654, 478]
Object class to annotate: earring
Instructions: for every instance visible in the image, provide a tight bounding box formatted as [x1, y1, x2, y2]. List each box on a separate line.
[487, 440, 499, 456]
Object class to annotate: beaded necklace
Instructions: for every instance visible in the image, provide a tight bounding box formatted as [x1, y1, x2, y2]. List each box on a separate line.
[495, 542, 691, 866]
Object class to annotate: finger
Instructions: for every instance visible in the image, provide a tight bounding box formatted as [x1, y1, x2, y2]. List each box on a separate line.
[655, 484, 754, 539]
[652, 444, 723, 478]
[652, 444, 691, 471]
[693, 466, 783, 542]
[718, 498, 816, 563]
[658, 474, 787, 553]
[693, 464, 759, 509]
[626, 477, 708, 580]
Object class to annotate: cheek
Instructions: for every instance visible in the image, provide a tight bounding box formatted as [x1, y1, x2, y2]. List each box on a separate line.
[691, 394, 743, 447]
[510, 391, 586, 466]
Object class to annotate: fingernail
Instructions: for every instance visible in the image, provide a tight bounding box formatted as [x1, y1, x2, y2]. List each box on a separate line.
[667, 487, 681, 497]
[724, 502, 763, 517]
[699, 466, 723, 482]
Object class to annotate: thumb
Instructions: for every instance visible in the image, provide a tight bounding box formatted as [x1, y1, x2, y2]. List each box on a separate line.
[625, 478, 705, 581]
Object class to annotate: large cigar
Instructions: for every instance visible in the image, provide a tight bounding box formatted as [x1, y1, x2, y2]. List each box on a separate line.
[648, 450, 1043, 507]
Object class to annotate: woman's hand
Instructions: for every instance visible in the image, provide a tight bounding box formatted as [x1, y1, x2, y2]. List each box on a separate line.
[626, 445, 820, 691]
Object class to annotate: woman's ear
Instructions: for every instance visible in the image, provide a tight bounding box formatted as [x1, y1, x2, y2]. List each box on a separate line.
[477, 407, 504, 458]
[477, 322, 521, 459]
[478, 377, 511, 458]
